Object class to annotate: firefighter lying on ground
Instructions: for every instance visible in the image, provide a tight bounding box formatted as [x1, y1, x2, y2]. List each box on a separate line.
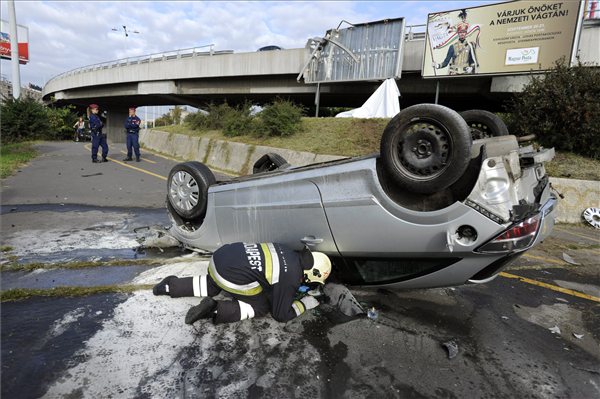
[152, 242, 332, 325]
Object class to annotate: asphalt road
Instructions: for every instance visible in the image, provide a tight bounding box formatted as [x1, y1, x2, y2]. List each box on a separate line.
[1, 141, 599, 399]
[1, 141, 230, 208]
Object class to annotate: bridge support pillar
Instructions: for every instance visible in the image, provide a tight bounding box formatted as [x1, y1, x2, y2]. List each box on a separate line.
[105, 109, 128, 144]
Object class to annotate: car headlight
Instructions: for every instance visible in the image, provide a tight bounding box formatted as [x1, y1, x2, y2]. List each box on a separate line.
[475, 214, 541, 254]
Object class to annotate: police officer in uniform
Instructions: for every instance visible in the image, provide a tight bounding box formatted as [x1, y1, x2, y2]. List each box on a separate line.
[88, 104, 109, 163]
[123, 106, 142, 162]
[153, 242, 332, 325]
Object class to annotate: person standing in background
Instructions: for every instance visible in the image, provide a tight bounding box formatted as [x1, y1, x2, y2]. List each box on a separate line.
[123, 106, 142, 162]
[88, 104, 109, 163]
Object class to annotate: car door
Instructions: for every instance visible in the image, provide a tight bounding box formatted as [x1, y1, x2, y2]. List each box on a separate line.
[211, 176, 338, 253]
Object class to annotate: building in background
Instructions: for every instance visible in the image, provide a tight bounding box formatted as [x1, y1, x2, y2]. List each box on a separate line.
[0, 76, 42, 102]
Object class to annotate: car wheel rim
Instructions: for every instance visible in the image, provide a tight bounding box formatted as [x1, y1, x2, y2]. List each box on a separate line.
[169, 171, 200, 212]
[394, 119, 453, 181]
[468, 123, 490, 140]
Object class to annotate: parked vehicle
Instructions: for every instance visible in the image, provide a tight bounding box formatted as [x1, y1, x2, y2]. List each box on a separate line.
[164, 104, 557, 289]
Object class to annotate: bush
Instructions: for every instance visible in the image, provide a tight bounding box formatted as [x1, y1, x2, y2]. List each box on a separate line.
[259, 99, 304, 137]
[47, 105, 77, 140]
[184, 111, 209, 130]
[186, 103, 234, 131]
[0, 96, 50, 143]
[505, 59, 600, 159]
[0, 97, 77, 143]
[184, 99, 304, 137]
[222, 102, 257, 137]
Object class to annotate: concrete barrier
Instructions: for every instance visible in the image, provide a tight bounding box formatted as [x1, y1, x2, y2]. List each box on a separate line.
[549, 177, 600, 224]
[139, 129, 345, 176]
[140, 129, 599, 224]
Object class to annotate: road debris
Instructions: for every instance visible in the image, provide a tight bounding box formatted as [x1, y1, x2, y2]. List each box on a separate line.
[562, 253, 579, 265]
[441, 341, 459, 359]
[135, 226, 180, 250]
[367, 307, 379, 321]
[549, 325, 561, 335]
[323, 283, 365, 317]
[582, 207, 600, 229]
[573, 333, 584, 339]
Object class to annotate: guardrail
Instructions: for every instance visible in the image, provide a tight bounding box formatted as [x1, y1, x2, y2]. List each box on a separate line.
[45, 24, 429, 88]
[45, 44, 233, 85]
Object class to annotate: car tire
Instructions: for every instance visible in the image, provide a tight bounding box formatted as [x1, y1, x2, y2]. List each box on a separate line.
[380, 104, 472, 195]
[167, 162, 216, 221]
[253, 153, 290, 174]
[460, 109, 509, 140]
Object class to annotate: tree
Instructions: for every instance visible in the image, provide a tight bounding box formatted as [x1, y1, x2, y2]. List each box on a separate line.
[171, 106, 183, 125]
[155, 112, 173, 126]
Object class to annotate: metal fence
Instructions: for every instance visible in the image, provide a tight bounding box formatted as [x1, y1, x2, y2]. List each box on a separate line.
[45, 44, 232, 85]
[302, 21, 427, 83]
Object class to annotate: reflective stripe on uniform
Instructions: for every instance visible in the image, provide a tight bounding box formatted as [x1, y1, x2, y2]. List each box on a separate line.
[260, 243, 272, 283]
[192, 276, 201, 297]
[200, 275, 208, 297]
[208, 259, 263, 296]
[238, 301, 256, 320]
[292, 300, 305, 316]
[261, 243, 281, 285]
[267, 243, 280, 284]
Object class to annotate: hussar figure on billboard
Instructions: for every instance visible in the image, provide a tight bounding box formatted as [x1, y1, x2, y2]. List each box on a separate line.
[431, 9, 480, 75]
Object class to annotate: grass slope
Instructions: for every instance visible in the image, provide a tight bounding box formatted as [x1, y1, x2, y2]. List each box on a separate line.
[155, 119, 599, 180]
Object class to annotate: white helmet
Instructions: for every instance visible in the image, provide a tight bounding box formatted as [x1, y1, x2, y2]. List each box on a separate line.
[304, 252, 331, 285]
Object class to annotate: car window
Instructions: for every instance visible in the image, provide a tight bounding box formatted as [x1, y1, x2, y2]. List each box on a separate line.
[347, 257, 461, 285]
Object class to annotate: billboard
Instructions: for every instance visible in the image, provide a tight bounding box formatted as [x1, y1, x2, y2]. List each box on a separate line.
[422, 1, 584, 78]
[302, 18, 406, 83]
[0, 20, 29, 64]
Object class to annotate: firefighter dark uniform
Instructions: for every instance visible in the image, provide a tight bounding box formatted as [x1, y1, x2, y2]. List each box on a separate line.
[154, 242, 327, 324]
[89, 106, 109, 162]
[124, 110, 141, 161]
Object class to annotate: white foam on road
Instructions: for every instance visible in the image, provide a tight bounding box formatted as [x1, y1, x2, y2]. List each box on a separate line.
[3, 225, 138, 257]
[43, 292, 200, 398]
[43, 291, 322, 398]
[47, 307, 87, 340]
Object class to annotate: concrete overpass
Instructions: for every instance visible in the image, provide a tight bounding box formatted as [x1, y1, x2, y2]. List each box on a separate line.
[43, 21, 599, 143]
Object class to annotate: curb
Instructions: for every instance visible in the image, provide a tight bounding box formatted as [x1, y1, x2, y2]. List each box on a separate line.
[140, 129, 599, 225]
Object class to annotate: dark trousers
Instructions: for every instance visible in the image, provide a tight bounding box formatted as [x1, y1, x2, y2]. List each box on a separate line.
[169, 275, 270, 324]
[126, 133, 140, 158]
[91, 133, 108, 160]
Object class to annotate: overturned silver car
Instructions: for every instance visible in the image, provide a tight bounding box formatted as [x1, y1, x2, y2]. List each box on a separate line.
[164, 104, 557, 289]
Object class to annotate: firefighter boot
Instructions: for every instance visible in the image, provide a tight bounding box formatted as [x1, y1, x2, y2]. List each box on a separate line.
[185, 297, 218, 325]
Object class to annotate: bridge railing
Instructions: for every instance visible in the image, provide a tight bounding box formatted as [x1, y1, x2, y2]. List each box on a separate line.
[46, 44, 234, 84]
[46, 24, 428, 87]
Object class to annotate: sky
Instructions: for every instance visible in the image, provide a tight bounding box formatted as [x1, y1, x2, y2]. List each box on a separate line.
[0, 0, 494, 88]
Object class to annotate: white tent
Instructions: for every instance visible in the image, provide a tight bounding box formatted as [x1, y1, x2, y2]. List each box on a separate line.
[335, 78, 400, 118]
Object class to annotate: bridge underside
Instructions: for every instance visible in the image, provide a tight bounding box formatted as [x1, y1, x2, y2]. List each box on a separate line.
[50, 73, 515, 114]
